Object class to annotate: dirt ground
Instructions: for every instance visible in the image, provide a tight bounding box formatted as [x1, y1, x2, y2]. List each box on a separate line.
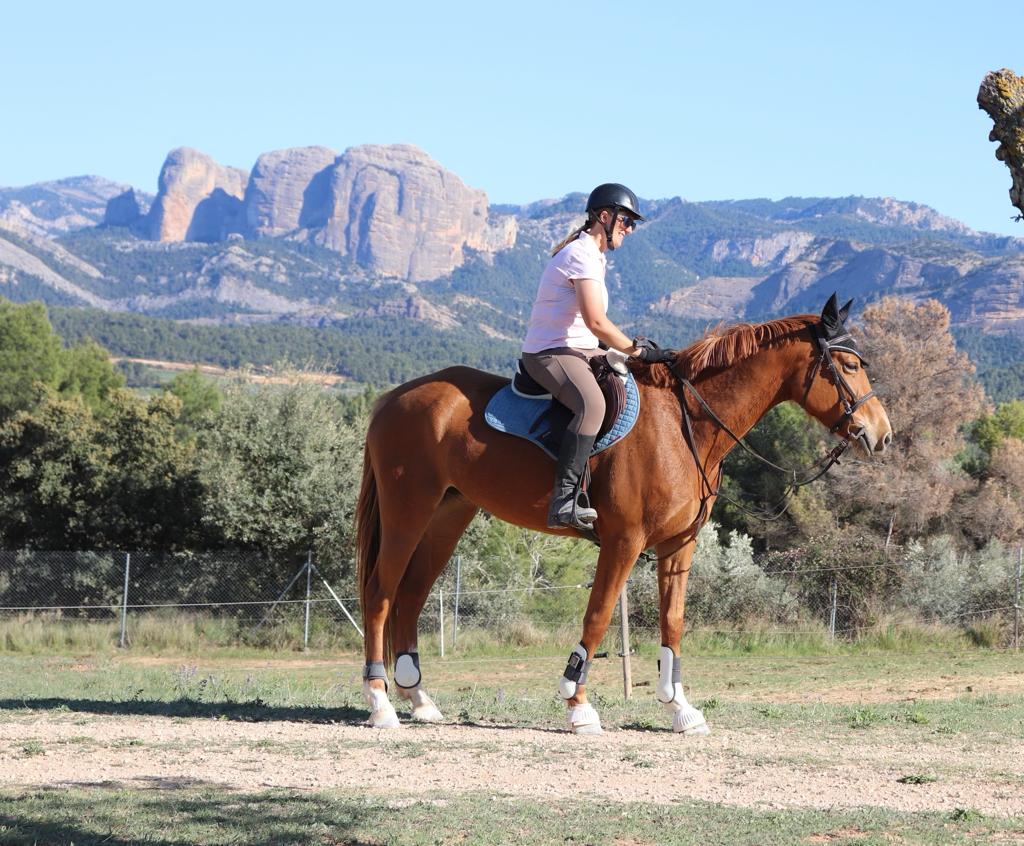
[2, 705, 1021, 817]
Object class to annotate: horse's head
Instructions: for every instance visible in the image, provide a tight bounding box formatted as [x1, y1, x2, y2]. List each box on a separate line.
[797, 294, 892, 456]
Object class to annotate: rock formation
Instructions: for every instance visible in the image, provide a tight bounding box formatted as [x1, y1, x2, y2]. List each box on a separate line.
[320, 144, 514, 281]
[102, 189, 143, 227]
[146, 148, 248, 242]
[143, 144, 517, 281]
[978, 69, 1024, 221]
[242, 146, 338, 238]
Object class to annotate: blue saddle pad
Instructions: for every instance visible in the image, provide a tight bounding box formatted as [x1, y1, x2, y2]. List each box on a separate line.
[484, 371, 640, 459]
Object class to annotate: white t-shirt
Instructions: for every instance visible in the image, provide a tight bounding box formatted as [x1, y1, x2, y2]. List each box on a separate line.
[522, 232, 608, 353]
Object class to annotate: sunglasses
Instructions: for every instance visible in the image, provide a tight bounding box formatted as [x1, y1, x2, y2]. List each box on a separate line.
[616, 214, 638, 231]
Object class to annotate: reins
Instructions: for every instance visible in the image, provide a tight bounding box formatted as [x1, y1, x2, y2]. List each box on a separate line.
[638, 324, 873, 564]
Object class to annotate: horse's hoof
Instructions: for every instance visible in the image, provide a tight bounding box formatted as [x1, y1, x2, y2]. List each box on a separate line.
[411, 703, 444, 723]
[672, 707, 709, 736]
[367, 708, 402, 729]
[364, 684, 401, 729]
[567, 703, 603, 735]
[400, 687, 445, 723]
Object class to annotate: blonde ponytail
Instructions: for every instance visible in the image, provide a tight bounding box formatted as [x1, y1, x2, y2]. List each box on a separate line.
[550, 216, 593, 256]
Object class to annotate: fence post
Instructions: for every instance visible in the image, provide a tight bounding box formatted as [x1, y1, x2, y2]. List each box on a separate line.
[119, 552, 131, 649]
[303, 550, 313, 651]
[618, 586, 632, 700]
[453, 555, 461, 648]
[439, 588, 445, 657]
[828, 578, 838, 642]
[1015, 546, 1022, 652]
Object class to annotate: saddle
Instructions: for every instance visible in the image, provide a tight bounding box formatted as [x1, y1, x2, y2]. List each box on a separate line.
[484, 350, 641, 460]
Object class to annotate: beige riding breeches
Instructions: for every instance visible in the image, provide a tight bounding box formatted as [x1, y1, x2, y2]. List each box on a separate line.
[521, 347, 606, 437]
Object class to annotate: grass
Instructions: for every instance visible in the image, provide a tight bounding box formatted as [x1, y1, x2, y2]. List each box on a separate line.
[1, 647, 1022, 845]
[1, 650, 1021, 741]
[0, 610, 1010, 659]
[0, 787, 1020, 846]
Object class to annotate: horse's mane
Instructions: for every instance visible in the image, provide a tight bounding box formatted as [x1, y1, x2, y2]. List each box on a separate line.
[633, 314, 818, 387]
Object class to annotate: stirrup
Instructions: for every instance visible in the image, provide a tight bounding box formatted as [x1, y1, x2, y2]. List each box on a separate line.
[547, 497, 597, 530]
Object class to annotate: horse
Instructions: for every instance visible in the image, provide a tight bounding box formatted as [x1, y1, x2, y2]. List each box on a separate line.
[355, 294, 892, 734]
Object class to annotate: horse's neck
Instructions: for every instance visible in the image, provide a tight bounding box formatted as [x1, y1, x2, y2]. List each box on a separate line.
[686, 343, 799, 469]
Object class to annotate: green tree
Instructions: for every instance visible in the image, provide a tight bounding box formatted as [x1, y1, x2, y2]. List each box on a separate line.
[196, 374, 367, 587]
[965, 399, 1024, 473]
[0, 300, 64, 418]
[0, 389, 204, 550]
[58, 339, 125, 412]
[717, 402, 832, 550]
[165, 367, 223, 431]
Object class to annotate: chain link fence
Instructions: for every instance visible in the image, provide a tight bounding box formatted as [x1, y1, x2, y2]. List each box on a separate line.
[0, 543, 1021, 652]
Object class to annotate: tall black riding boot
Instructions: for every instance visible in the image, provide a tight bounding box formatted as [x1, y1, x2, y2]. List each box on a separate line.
[547, 432, 598, 529]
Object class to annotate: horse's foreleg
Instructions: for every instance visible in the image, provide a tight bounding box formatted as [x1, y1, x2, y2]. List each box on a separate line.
[559, 534, 644, 734]
[391, 496, 478, 723]
[656, 537, 709, 736]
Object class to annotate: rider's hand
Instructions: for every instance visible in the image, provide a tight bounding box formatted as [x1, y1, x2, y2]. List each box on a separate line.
[632, 337, 677, 364]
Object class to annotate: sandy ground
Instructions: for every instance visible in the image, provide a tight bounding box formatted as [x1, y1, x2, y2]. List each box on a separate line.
[2, 709, 1022, 817]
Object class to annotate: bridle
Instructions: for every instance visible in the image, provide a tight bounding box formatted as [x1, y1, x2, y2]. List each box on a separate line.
[665, 322, 876, 531]
[809, 331, 875, 446]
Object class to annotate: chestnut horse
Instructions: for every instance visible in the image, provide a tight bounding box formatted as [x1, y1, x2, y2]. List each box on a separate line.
[356, 295, 892, 734]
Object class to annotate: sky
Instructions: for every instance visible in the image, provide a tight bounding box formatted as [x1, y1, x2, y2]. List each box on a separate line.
[3, 1, 1023, 235]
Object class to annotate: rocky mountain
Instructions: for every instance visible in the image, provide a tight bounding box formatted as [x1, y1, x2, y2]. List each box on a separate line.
[105, 144, 518, 283]
[0, 176, 152, 238]
[3, 145, 1024, 366]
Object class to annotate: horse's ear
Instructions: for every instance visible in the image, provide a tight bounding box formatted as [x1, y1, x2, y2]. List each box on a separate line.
[838, 298, 854, 324]
[821, 292, 840, 334]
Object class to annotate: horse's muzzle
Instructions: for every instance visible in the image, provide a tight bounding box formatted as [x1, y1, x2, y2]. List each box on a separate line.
[850, 422, 893, 457]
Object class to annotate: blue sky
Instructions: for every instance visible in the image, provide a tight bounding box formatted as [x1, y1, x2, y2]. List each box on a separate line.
[4, 1, 1023, 235]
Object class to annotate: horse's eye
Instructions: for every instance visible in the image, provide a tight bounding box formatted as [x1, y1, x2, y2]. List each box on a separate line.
[842, 361, 859, 373]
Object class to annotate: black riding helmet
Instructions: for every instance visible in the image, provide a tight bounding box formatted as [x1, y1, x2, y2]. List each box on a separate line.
[586, 183, 644, 250]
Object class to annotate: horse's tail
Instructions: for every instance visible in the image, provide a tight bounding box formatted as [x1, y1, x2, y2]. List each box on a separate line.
[355, 442, 392, 668]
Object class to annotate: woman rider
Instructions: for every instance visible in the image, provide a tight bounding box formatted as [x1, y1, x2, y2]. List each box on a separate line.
[522, 183, 676, 531]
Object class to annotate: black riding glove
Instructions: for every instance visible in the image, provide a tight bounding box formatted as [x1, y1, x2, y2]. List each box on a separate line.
[632, 336, 677, 364]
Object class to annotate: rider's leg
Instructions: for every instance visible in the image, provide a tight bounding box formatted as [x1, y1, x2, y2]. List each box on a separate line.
[521, 349, 605, 529]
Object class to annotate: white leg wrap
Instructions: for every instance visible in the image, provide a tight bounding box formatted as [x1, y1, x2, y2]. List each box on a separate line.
[656, 646, 709, 736]
[566, 702, 603, 735]
[394, 651, 422, 689]
[398, 686, 444, 722]
[558, 642, 590, 700]
[362, 681, 401, 729]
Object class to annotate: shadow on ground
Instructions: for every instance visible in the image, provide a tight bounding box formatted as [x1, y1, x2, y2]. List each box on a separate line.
[0, 696, 367, 723]
[0, 787, 381, 846]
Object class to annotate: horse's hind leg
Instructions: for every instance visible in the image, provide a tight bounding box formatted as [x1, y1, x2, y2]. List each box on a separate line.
[363, 481, 446, 728]
[391, 493, 478, 722]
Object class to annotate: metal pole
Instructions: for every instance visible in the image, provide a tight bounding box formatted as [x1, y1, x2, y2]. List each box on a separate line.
[303, 551, 312, 651]
[253, 563, 309, 633]
[312, 565, 363, 637]
[452, 555, 461, 648]
[439, 588, 445, 657]
[618, 586, 632, 700]
[119, 552, 131, 648]
[1015, 546, 1022, 652]
[829, 578, 838, 641]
